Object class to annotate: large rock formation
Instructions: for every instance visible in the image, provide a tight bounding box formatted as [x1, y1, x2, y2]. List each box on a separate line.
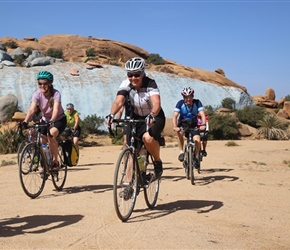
[0, 34, 247, 92]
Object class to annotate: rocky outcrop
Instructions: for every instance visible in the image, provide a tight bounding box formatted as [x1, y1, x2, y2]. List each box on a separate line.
[0, 94, 18, 123]
[252, 88, 279, 108]
[0, 34, 247, 92]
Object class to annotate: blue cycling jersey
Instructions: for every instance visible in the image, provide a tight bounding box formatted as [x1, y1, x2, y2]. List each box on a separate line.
[174, 99, 204, 124]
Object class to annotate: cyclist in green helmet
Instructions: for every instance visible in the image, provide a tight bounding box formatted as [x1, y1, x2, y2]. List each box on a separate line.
[22, 70, 67, 170]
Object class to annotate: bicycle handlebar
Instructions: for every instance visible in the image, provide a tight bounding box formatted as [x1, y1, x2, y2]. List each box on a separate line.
[108, 118, 147, 137]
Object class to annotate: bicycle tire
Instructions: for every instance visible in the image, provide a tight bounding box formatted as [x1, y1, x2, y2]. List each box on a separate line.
[144, 154, 160, 209]
[52, 146, 68, 191]
[183, 147, 190, 180]
[189, 146, 195, 185]
[19, 142, 46, 198]
[113, 148, 138, 222]
[17, 139, 30, 164]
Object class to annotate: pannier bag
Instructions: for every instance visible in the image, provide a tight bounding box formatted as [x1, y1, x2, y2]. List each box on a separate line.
[61, 140, 79, 166]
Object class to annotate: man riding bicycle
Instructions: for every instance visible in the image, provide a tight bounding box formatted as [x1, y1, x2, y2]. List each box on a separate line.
[172, 87, 206, 168]
[106, 57, 166, 179]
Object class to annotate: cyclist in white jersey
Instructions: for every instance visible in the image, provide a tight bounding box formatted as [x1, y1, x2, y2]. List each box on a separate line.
[106, 57, 166, 178]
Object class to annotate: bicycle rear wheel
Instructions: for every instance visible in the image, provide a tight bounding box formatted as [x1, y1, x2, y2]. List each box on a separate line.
[52, 146, 68, 191]
[144, 154, 160, 209]
[113, 148, 138, 222]
[19, 142, 46, 198]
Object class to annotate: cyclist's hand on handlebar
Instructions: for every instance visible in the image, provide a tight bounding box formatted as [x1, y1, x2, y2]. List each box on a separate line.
[173, 127, 181, 132]
[145, 114, 155, 126]
[105, 114, 114, 126]
[21, 121, 28, 129]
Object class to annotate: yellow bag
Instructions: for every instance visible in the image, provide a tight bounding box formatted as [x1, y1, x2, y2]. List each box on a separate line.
[62, 140, 79, 166]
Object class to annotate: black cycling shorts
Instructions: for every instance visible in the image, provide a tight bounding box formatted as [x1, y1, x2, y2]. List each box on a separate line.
[40, 116, 67, 136]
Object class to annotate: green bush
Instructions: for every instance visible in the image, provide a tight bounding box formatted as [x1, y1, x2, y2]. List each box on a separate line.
[204, 105, 215, 115]
[110, 60, 121, 66]
[221, 97, 236, 110]
[80, 115, 106, 136]
[209, 113, 240, 140]
[13, 54, 25, 66]
[86, 48, 96, 57]
[46, 48, 63, 59]
[3, 40, 18, 49]
[0, 127, 23, 154]
[147, 53, 165, 65]
[24, 47, 34, 55]
[235, 105, 266, 128]
[285, 95, 290, 101]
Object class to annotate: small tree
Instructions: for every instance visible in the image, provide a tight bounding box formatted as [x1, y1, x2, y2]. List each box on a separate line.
[221, 97, 236, 110]
[80, 115, 105, 136]
[147, 53, 165, 65]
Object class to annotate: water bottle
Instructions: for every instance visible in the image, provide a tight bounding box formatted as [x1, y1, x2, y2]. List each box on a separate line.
[138, 148, 148, 172]
[137, 154, 145, 172]
[42, 143, 52, 166]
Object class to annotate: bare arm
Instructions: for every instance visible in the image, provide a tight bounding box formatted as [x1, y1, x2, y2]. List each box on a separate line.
[150, 94, 161, 116]
[23, 102, 38, 123]
[110, 95, 125, 116]
[51, 101, 61, 122]
[172, 111, 180, 131]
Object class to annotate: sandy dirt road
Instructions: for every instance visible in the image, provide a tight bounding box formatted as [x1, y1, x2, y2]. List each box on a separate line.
[0, 140, 290, 249]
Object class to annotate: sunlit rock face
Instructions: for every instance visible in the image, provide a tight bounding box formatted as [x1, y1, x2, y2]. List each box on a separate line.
[0, 62, 254, 119]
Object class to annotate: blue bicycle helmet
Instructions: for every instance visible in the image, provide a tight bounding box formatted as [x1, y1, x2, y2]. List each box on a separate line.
[36, 70, 54, 82]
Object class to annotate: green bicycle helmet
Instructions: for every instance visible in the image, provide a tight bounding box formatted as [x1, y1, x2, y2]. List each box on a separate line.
[36, 70, 54, 82]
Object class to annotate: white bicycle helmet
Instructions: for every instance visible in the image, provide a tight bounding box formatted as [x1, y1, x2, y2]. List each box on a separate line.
[125, 57, 145, 72]
[181, 87, 194, 97]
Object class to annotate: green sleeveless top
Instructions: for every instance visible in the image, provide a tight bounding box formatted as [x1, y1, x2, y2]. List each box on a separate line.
[64, 110, 79, 128]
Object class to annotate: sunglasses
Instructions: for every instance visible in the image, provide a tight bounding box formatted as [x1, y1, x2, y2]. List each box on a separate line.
[38, 82, 49, 86]
[127, 72, 142, 78]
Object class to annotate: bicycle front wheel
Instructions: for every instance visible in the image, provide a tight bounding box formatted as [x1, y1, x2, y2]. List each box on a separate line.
[19, 142, 46, 198]
[144, 155, 160, 209]
[113, 148, 138, 222]
[52, 146, 68, 191]
[17, 139, 30, 164]
[189, 146, 195, 185]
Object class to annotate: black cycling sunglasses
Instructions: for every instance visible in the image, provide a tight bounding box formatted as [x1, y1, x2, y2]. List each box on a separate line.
[127, 72, 142, 78]
[38, 82, 49, 86]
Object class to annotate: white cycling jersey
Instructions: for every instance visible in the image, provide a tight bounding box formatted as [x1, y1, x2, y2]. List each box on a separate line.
[117, 76, 160, 117]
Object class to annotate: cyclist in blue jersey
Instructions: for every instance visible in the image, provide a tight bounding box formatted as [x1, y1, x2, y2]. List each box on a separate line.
[106, 57, 166, 179]
[172, 87, 206, 168]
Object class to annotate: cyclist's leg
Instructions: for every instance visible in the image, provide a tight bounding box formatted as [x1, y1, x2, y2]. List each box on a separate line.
[48, 116, 66, 169]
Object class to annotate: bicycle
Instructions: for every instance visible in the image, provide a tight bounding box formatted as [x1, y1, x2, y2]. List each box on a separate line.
[180, 120, 201, 185]
[109, 118, 161, 222]
[17, 122, 68, 198]
[58, 127, 79, 167]
[16, 124, 37, 164]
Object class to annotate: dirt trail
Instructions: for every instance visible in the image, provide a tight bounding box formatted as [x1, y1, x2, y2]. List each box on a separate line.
[0, 140, 290, 249]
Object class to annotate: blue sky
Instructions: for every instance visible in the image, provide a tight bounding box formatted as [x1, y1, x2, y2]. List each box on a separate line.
[1, 0, 289, 100]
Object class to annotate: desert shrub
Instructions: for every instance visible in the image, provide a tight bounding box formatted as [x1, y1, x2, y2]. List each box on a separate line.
[204, 105, 215, 115]
[110, 128, 124, 145]
[257, 114, 287, 140]
[110, 60, 121, 66]
[24, 47, 34, 55]
[285, 95, 290, 101]
[86, 48, 96, 57]
[80, 114, 105, 136]
[209, 113, 240, 140]
[235, 105, 266, 128]
[0, 127, 23, 154]
[225, 140, 239, 146]
[13, 54, 25, 66]
[0, 159, 16, 167]
[6, 104, 18, 121]
[46, 48, 63, 59]
[221, 97, 236, 110]
[3, 40, 18, 49]
[147, 53, 165, 65]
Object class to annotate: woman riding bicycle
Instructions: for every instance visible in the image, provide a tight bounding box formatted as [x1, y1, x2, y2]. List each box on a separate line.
[172, 87, 206, 168]
[22, 70, 67, 170]
[106, 57, 166, 178]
